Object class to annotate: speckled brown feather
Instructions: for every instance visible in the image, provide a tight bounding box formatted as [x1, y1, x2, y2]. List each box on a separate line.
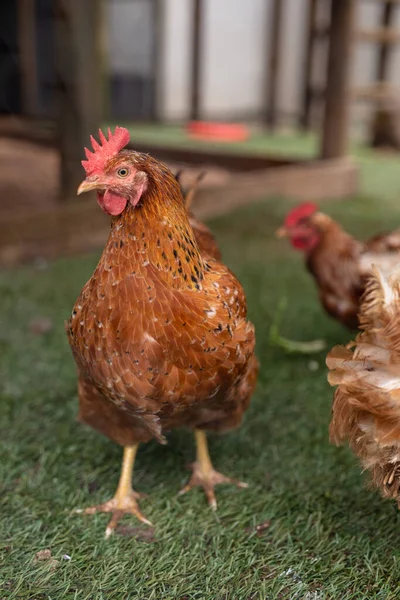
[67, 152, 258, 447]
[327, 267, 400, 504]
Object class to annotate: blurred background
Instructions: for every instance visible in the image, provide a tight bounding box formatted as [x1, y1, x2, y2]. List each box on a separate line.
[4, 3, 400, 596]
[2, 0, 400, 266]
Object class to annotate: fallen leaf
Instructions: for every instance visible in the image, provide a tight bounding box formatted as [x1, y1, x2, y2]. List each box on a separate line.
[33, 549, 59, 571]
[34, 549, 52, 562]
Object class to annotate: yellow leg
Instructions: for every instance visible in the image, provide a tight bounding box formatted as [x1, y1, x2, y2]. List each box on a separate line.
[114, 445, 138, 503]
[179, 429, 248, 510]
[195, 429, 216, 476]
[76, 444, 152, 537]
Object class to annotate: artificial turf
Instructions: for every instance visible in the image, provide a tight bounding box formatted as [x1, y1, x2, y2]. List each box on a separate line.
[2, 137, 400, 599]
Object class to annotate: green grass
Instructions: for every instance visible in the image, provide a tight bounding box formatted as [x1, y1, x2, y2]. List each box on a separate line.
[3, 142, 400, 599]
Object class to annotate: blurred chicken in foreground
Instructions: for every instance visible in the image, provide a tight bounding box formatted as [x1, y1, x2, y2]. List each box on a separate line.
[277, 202, 400, 329]
[327, 267, 400, 505]
[67, 127, 258, 536]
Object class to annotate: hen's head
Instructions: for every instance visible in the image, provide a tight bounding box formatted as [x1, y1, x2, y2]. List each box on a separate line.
[276, 202, 322, 253]
[78, 126, 159, 216]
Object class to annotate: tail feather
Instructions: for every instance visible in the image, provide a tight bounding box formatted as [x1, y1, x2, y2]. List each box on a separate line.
[326, 266, 400, 502]
[183, 171, 206, 210]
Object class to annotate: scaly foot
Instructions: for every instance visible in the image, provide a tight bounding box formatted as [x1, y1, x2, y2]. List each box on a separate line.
[179, 460, 248, 510]
[76, 489, 152, 538]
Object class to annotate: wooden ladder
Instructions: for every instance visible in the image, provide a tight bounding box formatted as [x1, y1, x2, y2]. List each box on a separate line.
[300, 0, 400, 130]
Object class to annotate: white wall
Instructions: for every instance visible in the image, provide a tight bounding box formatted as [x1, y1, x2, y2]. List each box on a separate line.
[159, 0, 192, 120]
[108, 0, 400, 131]
[201, 0, 267, 118]
[159, 0, 310, 122]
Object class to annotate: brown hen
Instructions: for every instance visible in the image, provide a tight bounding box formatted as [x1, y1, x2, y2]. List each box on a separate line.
[277, 202, 400, 329]
[327, 266, 400, 505]
[67, 127, 258, 536]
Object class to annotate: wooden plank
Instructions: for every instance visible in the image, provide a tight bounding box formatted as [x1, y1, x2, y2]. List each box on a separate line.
[263, 0, 284, 129]
[0, 157, 358, 267]
[193, 158, 358, 219]
[17, 0, 38, 117]
[352, 82, 398, 100]
[356, 27, 400, 43]
[190, 0, 203, 121]
[128, 141, 298, 170]
[321, 0, 355, 159]
[53, 0, 103, 200]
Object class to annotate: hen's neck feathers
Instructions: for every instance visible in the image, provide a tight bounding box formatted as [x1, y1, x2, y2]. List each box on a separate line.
[99, 172, 207, 291]
[310, 213, 362, 254]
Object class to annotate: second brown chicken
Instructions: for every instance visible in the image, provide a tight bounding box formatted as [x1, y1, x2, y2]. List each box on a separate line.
[277, 202, 400, 329]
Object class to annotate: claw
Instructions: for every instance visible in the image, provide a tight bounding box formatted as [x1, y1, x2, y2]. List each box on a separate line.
[75, 490, 152, 536]
[179, 461, 249, 510]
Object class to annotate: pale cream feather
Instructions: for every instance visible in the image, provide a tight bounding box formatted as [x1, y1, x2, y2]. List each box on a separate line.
[327, 265, 400, 504]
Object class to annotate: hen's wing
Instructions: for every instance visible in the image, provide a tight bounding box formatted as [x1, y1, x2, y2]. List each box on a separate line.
[327, 267, 400, 501]
[359, 251, 400, 279]
[306, 238, 364, 329]
[366, 229, 400, 253]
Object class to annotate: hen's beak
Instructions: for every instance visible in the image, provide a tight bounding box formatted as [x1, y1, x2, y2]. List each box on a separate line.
[275, 226, 288, 239]
[77, 178, 100, 196]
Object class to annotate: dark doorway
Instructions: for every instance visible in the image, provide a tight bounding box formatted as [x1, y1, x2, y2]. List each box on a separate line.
[35, 0, 55, 117]
[0, 0, 21, 114]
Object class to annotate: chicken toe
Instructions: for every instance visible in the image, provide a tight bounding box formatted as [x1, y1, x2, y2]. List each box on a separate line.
[179, 430, 248, 510]
[76, 490, 152, 538]
[75, 444, 152, 537]
[179, 461, 248, 510]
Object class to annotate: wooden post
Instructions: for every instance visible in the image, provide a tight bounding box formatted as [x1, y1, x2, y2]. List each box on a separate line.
[151, 0, 163, 122]
[376, 1, 395, 82]
[54, 0, 103, 200]
[299, 0, 318, 130]
[17, 0, 38, 117]
[321, 0, 354, 159]
[263, 0, 283, 129]
[190, 0, 203, 121]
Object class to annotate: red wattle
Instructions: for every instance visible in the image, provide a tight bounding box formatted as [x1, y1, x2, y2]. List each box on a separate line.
[97, 190, 127, 216]
[291, 233, 320, 252]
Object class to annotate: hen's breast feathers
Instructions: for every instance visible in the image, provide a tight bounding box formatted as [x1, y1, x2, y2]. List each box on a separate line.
[327, 267, 400, 500]
[67, 180, 257, 444]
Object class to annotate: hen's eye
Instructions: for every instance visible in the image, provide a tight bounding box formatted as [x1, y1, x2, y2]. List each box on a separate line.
[117, 167, 129, 178]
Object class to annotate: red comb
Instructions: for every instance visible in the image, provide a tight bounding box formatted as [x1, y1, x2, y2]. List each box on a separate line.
[81, 126, 131, 175]
[284, 202, 318, 227]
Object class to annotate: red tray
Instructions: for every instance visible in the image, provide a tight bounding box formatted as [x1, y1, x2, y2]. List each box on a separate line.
[186, 121, 249, 142]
